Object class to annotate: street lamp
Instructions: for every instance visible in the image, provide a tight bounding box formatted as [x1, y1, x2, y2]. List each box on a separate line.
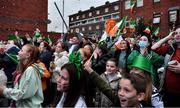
[62, 0, 64, 34]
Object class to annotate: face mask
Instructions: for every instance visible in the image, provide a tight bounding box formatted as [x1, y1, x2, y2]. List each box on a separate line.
[138, 41, 148, 48]
[27, 38, 31, 41]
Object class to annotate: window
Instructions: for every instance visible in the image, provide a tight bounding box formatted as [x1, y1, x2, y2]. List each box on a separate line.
[71, 17, 74, 21]
[95, 17, 102, 22]
[112, 14, 120, 19]
[82, 27, 85, 31]
[125, 21, 130, 27]
[89, 26, 92, 30]
[89, 12, 92, 17]
[70, 29, 74, 33]
[75, 22, 80, 26]
[114, 5, 119, 11]
[103, 15, 111, 20]
[169, 10, 178, 22]
[96, 10, 100, 15]
[75, 28, 79, 33]
[137, 0, 143, 7]
[125, 0, 131, 10]
[69, 23, 75, 27]
[105, 8, 109, 13]
[96, 25, 100, 29]
[153, 14, 161, 24]
[88, 19, 95, 24]
[82, 14, 86, 18]
[82, 20, 87, 24]
[76, 16, 79, 20]
[154, 0, 160, 3]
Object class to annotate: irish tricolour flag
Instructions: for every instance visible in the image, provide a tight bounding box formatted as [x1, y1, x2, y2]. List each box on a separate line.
[109, 16, 127, 37]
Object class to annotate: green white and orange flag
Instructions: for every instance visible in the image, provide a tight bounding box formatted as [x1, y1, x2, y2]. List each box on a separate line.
[99, 32, 108, 42]
[130, 0, 136, 13]
[153, 27, 160, 36]
[129, 19, 137, 33]
[143, 26, 151, 34]
[109, 16, 127, 37]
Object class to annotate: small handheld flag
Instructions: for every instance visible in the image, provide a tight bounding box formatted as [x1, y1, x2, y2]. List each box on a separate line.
[143, 26, 151, 34]
[109, 16, 127, 37]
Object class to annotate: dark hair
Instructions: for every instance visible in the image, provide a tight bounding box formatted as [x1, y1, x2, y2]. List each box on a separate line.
[107, 58, 118, 67]
[43, 41, 52, 51]
[61, 63, 86, 107]
[97, 43, 108, 54]
[121, 73, 146, 92]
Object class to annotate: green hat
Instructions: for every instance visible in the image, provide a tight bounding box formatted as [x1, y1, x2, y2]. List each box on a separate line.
[7, 35, 17, 41]
[130, 55, 153, 75]
[34, 32, 42, 38]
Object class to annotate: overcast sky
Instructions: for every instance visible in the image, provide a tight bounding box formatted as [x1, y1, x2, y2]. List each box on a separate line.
[48, 0, 118, 33]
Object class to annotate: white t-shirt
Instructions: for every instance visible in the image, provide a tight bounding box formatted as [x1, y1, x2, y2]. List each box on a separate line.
[56, 92, 87, 108]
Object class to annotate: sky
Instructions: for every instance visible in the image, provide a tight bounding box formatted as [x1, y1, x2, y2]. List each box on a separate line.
[48, 0, 118, 33]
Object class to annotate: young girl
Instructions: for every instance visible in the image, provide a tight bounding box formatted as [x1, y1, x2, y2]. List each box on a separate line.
[55, 63, 87, 107]
[0, 44, 43, 107]
[96, 58, 121, 107]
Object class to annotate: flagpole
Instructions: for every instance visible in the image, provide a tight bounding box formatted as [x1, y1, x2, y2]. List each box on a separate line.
[62, 0, 64, 34]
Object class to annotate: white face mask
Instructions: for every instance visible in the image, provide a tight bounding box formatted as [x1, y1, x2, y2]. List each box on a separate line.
[27, 38, 31, 41]
[138, 41, 148, 48]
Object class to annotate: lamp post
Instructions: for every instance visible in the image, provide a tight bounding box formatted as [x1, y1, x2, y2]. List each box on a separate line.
[62, 0, 64, 34]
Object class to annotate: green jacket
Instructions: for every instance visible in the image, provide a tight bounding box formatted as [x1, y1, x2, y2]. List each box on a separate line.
[3, 66, 43, 107]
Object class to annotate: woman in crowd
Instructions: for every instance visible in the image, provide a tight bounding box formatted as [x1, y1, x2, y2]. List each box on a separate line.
[127, 35, 164, 87]
[0, 44, 43, 107]
[114, 40, 131, 73]
[49, 41, 69, 105]
[39, 41, 52, 69]
[55, 63, 87, 107]
[38, 41, 53, 106]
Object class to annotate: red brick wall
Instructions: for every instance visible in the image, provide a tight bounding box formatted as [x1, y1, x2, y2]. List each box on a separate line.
[0, 0, 48, 40]
[121, 0, 180, 37]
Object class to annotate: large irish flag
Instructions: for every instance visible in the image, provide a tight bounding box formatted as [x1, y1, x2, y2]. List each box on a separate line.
[109, 16, 127, 37]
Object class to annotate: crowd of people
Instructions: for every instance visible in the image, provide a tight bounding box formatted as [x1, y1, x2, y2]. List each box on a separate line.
[0, 26, 179, 108]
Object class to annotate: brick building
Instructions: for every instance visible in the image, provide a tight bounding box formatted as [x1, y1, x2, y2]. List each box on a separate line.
[69, 1, 120, 37]
[0, 0, 49, 40]
[69, 0, 180, 38]
[121, 0, 180, 37]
